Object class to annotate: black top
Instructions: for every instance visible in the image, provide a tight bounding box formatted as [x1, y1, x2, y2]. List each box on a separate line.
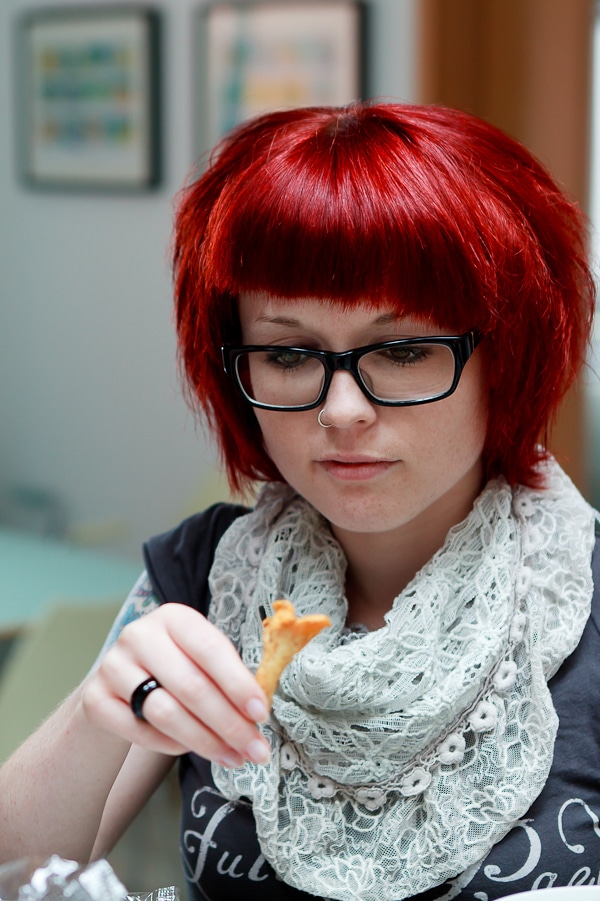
[144, 505, 600, 901]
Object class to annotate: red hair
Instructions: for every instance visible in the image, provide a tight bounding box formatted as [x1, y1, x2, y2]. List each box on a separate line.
[172, 102, 595, 492]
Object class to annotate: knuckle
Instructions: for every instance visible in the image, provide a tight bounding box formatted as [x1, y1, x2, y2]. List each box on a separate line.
[177, 673, 208, 710]
[166, 603, 200, 632]
[192, 621, 223, 658]
[81, 683, 99, 717]
[117, 615, 147, 646]
[144, 687, 177, 729]
[99, 646, 125, 680]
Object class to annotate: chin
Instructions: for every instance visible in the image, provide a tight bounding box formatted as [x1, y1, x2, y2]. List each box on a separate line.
[315, 496, 415, 536]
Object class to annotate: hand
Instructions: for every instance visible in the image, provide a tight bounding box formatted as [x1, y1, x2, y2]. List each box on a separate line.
[82, 604, 271, 767]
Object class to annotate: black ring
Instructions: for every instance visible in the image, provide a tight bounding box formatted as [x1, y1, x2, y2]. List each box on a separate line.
[130, 677, 162, 721]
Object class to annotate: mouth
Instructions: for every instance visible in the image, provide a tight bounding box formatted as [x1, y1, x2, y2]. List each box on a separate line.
[317, 457, 397, 481]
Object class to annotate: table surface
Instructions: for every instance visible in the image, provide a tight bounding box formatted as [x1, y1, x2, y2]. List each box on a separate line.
[0, 527, 142, 631]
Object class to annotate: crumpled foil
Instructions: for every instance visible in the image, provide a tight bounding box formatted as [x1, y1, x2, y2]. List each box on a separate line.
[127, 891, 178, 901]
[0, 856, 179, 901]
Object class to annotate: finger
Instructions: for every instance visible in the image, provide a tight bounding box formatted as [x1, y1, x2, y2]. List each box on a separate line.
[153, 605, 269, 720]
[144, 666, 271, 764]
[116, 605, 269, 726]
[99, 610, 270, 761]
[130, 683, 257, 766]
[84, 667, 247, 766]
[110, 628, 270, 762]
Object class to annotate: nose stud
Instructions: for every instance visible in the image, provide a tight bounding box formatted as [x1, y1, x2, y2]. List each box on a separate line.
[318, 408, 333, 428]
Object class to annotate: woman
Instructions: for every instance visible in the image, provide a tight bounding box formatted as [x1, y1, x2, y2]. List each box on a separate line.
[0, 102, 598, 901]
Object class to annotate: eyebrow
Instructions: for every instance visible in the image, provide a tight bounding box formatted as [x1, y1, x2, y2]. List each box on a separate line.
[254, 315, 302, 327]
[254, 312, 400, 327]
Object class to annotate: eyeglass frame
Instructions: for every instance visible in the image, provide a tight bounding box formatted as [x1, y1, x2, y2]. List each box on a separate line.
[221, 331, 482, 412]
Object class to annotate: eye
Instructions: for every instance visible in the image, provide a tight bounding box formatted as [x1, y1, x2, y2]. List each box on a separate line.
[382, 344, 430, 365]
[265, 349, 308, 369]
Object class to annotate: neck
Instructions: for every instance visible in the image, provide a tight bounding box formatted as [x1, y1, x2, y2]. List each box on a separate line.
[332, 472, 484, 630]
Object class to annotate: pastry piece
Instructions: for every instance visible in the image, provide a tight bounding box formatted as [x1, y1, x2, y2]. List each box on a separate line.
[255, 599, 331, 707]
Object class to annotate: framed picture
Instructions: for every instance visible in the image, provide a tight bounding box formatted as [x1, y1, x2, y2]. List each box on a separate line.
[195, 1, 367, 155]
[17, 6, 161, 191]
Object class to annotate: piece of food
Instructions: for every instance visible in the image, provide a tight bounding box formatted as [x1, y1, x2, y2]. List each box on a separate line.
[255, 599, 331, 707]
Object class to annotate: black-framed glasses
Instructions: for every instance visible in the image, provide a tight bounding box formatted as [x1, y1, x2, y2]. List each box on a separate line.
[222, 332, 481, 411]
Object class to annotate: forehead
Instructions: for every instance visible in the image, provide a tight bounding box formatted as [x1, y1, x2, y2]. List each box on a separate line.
[238, 292, 441, 336]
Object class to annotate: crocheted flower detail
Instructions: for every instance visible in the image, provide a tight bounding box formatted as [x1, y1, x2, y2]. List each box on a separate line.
[437, 732, 466, 765]
[521, 524, 544, 556]
[400, 767, 432, 797]
[510, 612, 527, 642]
[516, 566, 532, 595]
[355, 787, 387, 810]
[468, 699, 498, 733]
[281, 743, 299, 770]
[513, 493, 535, 517]
[493, 659, 518, 693]
[308, 776, 336, 799]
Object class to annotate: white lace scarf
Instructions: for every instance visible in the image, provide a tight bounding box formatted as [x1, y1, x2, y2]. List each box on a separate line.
[208, 459, 597, 901]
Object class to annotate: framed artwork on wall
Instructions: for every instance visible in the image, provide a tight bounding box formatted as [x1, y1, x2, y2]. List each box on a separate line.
[17, 6, 161, 191]
[194, 0, 367, 157]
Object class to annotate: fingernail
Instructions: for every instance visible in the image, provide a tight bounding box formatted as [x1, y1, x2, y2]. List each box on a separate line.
[246, 738, 271, 764]
[246, 697, 269, 723]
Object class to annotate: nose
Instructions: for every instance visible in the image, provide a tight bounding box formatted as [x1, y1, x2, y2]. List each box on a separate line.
[320, 370, 377, 429]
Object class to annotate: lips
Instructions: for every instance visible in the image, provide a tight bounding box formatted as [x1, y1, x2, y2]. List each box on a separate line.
[317, 457, 396, 481]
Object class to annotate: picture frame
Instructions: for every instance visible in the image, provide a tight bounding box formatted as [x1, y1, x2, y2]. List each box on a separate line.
[195, 1, 367, 157]
[17, 6, 161, 191]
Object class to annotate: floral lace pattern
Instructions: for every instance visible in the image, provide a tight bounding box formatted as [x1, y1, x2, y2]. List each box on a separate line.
[208, 459, 597, 901]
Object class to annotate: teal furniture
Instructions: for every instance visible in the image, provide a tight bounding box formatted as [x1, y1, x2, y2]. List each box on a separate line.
[0, 527, 141, 632]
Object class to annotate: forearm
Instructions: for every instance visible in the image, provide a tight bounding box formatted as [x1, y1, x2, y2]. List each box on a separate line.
[91, 744, 174, 860]
[0, 683, 131, 864]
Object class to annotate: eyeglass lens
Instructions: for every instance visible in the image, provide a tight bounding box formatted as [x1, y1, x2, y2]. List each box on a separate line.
[234, 343, 457, 407]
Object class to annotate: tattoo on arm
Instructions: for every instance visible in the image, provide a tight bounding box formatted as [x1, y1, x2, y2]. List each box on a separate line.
[96, 572, 160, 661]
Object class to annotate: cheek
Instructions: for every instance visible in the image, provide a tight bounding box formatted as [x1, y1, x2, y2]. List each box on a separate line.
[255, 411, 310, 463]
[470, 378, 490, 453]
[419, 372, 488, 469]
[454, 356, 489, 446]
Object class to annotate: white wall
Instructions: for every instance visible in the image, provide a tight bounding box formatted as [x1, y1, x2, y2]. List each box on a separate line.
[0, 0, 417, 560]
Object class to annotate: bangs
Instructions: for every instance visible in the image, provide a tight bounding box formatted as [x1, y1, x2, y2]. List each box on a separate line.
[198, 105, 545, 331]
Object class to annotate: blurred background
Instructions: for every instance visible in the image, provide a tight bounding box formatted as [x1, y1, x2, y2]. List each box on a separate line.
[0, 0, 417, 567]
[0, 0, 598, 889]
